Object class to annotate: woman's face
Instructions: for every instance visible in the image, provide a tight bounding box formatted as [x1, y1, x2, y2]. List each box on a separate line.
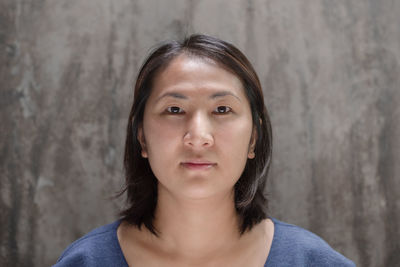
[139, 55, 256, 200]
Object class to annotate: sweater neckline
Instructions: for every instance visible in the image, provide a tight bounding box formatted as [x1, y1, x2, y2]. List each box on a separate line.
[113, 218, 277, 266]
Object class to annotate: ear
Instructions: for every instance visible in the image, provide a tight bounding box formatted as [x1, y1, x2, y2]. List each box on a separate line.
[248, 126, 257, 159]
[137, 124, 148, 158]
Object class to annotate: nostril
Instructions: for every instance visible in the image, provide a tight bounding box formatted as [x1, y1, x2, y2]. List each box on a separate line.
[183, 132, 214, 148]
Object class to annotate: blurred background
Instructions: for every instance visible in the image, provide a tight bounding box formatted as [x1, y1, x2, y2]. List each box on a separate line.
[1, 0, 399, 266]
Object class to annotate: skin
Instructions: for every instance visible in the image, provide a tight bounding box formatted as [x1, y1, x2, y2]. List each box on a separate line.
[118, 55, 274, 267]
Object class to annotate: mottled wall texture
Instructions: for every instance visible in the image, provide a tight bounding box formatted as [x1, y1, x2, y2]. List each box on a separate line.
[1, 0, 399, 266]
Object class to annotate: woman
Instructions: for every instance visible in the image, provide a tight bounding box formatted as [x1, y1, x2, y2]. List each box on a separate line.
[55, 34, 355, 266]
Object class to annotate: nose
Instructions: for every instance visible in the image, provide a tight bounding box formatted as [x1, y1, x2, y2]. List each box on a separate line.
[183, 112, 214, 149]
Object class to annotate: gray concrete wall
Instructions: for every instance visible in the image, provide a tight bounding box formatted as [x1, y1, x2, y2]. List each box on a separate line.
[1, 0, 399, 266]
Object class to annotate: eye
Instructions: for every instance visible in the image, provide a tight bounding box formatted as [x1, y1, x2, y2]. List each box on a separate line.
[166, 106, 184, 114]
[213, 106, 232, 114]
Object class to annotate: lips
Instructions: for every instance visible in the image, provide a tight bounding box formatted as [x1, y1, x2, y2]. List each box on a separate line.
[181, 160, 216, 170]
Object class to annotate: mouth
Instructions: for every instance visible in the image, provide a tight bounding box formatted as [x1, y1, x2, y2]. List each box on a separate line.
[180, 161, 217, 170]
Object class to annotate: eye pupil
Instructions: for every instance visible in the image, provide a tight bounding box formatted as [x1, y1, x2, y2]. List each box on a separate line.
[217, 106, 230, 113]
[169, 106, 181, 113]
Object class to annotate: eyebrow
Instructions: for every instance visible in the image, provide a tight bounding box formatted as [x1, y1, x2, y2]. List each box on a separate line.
[156, 90, 242, 102]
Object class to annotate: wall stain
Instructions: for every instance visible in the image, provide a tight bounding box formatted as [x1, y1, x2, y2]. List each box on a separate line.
[244, 1, 256, 62]
[349, 120, 370, 267]
[0, 1, 22, 266]
[4, 131, 23, 266]
[374, 49, 400, 266]
[301, 70, 326, 236]
[183, 0, 197, 35]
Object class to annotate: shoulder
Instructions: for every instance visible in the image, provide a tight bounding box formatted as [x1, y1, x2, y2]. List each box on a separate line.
[265, 218, 355, 267]
[53, 221, 128, 267]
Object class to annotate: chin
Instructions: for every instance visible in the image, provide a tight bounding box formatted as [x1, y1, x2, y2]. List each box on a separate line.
[157, 175, 236, 201]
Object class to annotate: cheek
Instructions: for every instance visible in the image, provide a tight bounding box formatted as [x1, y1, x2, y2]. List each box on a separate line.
[218, 117, 252, 144]
[215, 119, 253, 162]
[143, 117, 181, 159]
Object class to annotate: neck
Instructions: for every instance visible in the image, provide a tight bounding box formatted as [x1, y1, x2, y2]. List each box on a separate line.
[153, 186, 242, 259]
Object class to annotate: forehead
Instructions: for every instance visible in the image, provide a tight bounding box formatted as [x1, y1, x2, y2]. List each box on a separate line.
[149, 55, 246, 99]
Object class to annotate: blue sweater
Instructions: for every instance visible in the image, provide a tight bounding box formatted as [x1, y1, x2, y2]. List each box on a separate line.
[54, 218, 355, 266]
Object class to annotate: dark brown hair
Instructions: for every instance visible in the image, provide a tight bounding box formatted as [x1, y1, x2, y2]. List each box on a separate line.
[120, 34, 272, 235]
